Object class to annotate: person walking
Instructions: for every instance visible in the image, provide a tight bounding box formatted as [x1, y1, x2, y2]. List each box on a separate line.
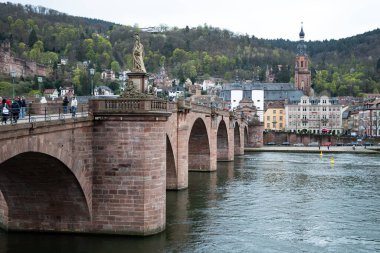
[1, 98, 9, 124]
[63, 96, 69, 114]
[70, 96, 78, 117]
[20, 96, 26, 119]
[11, 98, 20, 123]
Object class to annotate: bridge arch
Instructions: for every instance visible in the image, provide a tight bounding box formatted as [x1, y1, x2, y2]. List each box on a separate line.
[166, 135, 177, 190]
[188, 117, 211, 171]
[217, 119, 229, 161]
[0, 152, 91, 231]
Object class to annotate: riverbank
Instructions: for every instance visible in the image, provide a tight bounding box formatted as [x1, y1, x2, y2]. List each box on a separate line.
[245, 146, 380, 154]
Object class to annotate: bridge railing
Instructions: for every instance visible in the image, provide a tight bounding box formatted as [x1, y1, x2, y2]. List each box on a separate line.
[89, 98, 169, 114]
[1, 103, 88, 125]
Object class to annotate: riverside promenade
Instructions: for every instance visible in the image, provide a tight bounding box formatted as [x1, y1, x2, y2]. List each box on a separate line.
[246, 146, 380, 154]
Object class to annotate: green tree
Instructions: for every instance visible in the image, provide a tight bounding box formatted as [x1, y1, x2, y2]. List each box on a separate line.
[111, 60, 121, 74]
[28, 28, 38, 48]
[28, 40, 44, 63]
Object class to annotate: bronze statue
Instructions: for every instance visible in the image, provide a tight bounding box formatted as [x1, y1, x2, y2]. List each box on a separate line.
[132, 33, 146, 73]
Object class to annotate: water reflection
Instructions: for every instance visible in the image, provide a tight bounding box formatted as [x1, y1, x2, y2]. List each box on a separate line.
[0, 153, 379, 253]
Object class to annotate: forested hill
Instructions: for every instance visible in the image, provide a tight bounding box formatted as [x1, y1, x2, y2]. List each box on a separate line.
[1, 2, 379, 97]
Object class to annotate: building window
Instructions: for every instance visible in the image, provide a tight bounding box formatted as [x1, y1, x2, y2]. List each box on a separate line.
[279, 123, 283, 128]
[273, 116, 276, 121]
[280, 116, 283, 120]
[267, 116, 270, 120]
[273, 110, 276, 114]
[280, 110, 283, 114]
[267, 123, 270, 128]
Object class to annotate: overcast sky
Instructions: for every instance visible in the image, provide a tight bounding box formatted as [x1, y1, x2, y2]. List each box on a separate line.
[2, 0, 380, 41]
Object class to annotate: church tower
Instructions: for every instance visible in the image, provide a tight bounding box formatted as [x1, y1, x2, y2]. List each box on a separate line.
[294, 23, 312, 96]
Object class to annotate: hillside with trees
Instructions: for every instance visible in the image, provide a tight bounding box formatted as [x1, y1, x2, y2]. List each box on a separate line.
[0, 2, 379, 97]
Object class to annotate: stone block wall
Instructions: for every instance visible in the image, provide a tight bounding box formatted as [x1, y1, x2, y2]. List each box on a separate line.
[92, 115, 168, 235]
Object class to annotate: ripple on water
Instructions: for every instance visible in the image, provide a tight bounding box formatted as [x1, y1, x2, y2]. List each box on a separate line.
[176, 152, 380, 253]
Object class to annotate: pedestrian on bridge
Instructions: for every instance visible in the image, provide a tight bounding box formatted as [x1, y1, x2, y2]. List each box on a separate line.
[20, 96, 26, 119]
[63, 96, 69, 114]
[11, 99, 20, 123]
[1, 98, 9, 124]
[71, 96, 78, 117]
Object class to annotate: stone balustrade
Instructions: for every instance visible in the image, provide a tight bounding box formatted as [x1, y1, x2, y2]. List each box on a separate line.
[89, 98, 169, 115]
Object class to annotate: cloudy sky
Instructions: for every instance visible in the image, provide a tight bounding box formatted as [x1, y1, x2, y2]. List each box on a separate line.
[2, 0, 380, 41]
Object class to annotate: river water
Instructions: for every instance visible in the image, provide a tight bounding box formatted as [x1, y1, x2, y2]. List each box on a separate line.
[0, 152, 379, 253]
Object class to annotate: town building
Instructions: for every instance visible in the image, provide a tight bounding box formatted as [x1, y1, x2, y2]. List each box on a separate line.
[101, 69, 115, 81]
[265, 65, 275, 83]
[60, 86, 74, 97]
[219, 82, 303, 122]
[44, 88, 59, 99]
[264, 102, 285, 131]
[285, 95, 343, 134]
[358, 99, 380, 136]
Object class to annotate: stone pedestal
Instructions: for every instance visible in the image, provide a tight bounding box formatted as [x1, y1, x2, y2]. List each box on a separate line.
[127, 72, 148, 93]
[90, 98, 171, 235]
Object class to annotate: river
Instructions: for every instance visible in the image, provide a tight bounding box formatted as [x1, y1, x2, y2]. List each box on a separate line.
[0, 152, 379, 253]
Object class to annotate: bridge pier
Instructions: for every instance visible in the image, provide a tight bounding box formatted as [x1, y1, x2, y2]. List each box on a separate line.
[234, 123, 245, 156]
[91, 99, 171, 236]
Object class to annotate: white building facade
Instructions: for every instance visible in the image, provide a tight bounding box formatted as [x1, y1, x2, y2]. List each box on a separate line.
[285, 95, 343, 134]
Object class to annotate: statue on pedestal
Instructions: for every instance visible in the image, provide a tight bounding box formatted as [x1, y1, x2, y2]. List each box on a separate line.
[132, 33, 146, 73]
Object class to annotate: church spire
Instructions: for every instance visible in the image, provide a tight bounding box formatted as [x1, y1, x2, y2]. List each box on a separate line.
[297, 22, 307, 56]
[299, 22, 305, 40]
[294, 22, 311, 96]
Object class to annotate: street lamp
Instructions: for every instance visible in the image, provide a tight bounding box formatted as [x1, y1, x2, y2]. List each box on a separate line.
[89, 68, 95, 96]
[119, 75, 123, 95]
[37, 76, 43, 94]
[10, 70, 16, 98]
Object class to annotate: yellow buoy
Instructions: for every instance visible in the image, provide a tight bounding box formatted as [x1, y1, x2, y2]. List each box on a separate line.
[320, 151, 323, 157]
[330, 157, 335, 164]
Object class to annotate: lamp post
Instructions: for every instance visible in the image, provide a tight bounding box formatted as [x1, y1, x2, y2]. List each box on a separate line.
[37, 76, 43, 95]
[10, 70, 16, 98]
[119, 75, 123, 95]
[89, 68, 95, 96]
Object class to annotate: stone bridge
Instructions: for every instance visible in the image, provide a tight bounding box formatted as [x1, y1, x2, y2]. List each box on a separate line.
[0, 98, 255, 236]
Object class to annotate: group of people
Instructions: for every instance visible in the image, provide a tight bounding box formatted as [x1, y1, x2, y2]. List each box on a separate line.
[1, 95, 78, 125]
[0, 96, 27, 124]
[62, 96, 78, 117]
